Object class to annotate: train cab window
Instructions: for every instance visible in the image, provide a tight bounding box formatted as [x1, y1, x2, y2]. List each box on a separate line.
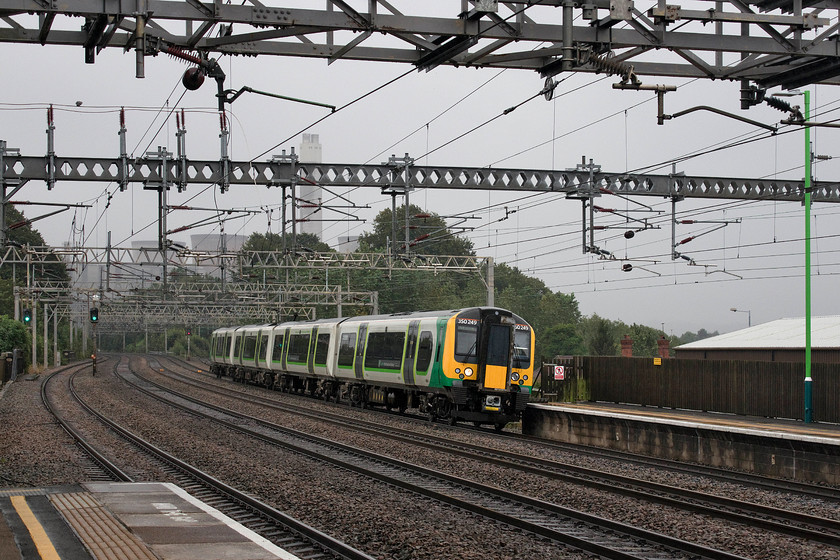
[337, 332, 356, 367]
[233, 336, 242, 359]
[486, 324, 510, 367]
[364, 331, 405, 370]
[258, 335, 269, 361]
[416, 331, 433, 373]
[513, 327, 531, 369]
[243, 335, 258, 360]
[272, 332, 285, 362]
[454, 320, 479, 363]
[287, 332, 311, 364]
[314, 332, 330, 366]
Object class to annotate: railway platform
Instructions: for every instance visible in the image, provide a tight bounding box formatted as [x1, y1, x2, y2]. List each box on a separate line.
[0, 481, 298, 560]
[524, 402, 840, 485]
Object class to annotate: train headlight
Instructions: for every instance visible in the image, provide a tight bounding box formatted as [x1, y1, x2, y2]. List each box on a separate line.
[523, 374, 529, 381]
[455, 368, 461, 374]
[465, 367, 473, 376]
[511, 372, 520, 381]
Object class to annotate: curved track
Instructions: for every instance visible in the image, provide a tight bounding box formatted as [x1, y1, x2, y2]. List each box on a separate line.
[170, 355, 840, 501]
[154, 354, 840, 546]
[122, 355, 750, 560]
[45, 358, 376, 560]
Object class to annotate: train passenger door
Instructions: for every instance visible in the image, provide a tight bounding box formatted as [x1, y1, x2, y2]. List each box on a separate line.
[402, 321, 420, 387]
[280, 328, 290, 370]
[483, 323, 512, 391]
[354, 324, 368, 380]
[307, 328, 317, 375]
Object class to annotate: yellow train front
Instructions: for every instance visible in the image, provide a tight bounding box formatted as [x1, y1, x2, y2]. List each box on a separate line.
[428, 307, 534, 429]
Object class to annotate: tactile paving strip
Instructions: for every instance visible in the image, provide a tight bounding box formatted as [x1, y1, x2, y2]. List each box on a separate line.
[49, 492, 158, 560]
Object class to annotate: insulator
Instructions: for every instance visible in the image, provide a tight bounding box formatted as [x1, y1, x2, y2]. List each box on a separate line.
[765, 96, 794, 114]
[165, 46, 203, 65]
[622, 263, 633, 272]
[588, 52, 631, 78]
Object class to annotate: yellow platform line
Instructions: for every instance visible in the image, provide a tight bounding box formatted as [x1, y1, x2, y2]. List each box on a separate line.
[10, 495, 61, 560]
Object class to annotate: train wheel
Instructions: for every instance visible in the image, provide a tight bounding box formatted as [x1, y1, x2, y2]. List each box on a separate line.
[494, 422, 506, 432]
[473, 421, 482, 428]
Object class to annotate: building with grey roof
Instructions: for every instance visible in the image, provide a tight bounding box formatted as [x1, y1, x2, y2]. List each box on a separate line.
[674, 316, 840, 363]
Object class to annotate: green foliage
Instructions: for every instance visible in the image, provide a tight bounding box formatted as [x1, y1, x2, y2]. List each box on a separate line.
[541, 324, 585, 358]
[580, 314, 619, 356]
[358, 204, 474, 256]
[243, 231, 332, 254]
[672, 328, 719, 346]
[0, 207, 69, 318]
[0, 315, 30, 362]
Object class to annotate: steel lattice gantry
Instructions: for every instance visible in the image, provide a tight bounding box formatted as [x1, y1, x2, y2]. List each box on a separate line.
[1, 0, 840, 90]
[3, 151, 840, 202]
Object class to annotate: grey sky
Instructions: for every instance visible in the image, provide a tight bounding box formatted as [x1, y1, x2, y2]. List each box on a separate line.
[3, 6, 840, 336]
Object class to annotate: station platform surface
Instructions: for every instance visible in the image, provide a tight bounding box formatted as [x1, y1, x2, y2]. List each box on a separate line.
[0, 481, 299, 560]
[524, 401, 840, 484]
[534, 401, 840, 445]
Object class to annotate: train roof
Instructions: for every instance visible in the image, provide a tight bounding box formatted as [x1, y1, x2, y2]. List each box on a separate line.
[212, 307, 530, 334]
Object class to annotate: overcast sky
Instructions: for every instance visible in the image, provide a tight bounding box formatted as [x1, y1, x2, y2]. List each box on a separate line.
[4, 4, 840, 336]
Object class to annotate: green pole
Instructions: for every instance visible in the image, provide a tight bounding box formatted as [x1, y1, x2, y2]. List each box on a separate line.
[804, 90, 813, 424]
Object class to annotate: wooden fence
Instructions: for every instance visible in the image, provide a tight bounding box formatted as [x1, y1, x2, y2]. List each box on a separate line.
[538, 356, 840, 424]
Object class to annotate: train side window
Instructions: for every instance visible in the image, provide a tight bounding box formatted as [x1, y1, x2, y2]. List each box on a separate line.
[337, 332, 356, 367]
[233, 336, 242, 359]
[272, 332, 285, 362]
[365, 331, 405, 371]
[314, 333, 330, 366]
[258, 335, 269, 361]
[416, 331, 433, 373]
[243, 335, 258, 360]
[287, 332, 311, 364]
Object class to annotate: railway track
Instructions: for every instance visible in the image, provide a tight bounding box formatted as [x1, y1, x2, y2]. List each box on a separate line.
[151, 354, 840, 548]
[166, 353, 840, 503]
[41, 360, 133, 483]
[121, 356, 750, 560]
[45, 357, 376, 560]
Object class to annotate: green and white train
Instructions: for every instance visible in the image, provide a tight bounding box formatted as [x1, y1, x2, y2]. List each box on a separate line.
[209, 307, 535, 428]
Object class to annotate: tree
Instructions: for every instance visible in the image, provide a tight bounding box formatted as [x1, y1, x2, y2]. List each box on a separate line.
[580, 314, 619, 356]
[0, 207, 69, 318]
[0, 315, 30, 362]
[242, 231, 332, 254]
[541, 324, 585, 358]
[358, 204, 474, 256]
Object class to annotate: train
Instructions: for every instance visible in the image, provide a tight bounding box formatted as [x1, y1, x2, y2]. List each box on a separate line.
[209, 307, 535, 429]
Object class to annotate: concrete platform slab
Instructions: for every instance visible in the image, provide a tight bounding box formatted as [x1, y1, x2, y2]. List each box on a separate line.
[0, 483, 301, 560]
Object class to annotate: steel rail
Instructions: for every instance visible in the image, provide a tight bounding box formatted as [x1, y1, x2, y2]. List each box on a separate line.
[153, 355, 840, 547]
[63, 356, 377, 560]
[41, 360, 134, 483]
[123, 357, 747, 560]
